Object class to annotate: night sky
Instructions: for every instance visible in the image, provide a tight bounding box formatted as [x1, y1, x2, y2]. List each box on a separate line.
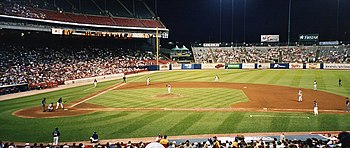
[152, 0, 350, 43]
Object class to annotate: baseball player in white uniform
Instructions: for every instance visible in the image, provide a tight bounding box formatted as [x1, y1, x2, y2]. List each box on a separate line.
[215, 75, 219, 81]
[146, 77, 150, 86]
[313, 80, 317, 91]
[298, 89, 303, 102]
[313, 101, 318, 116]
[167, 83, 171, 93]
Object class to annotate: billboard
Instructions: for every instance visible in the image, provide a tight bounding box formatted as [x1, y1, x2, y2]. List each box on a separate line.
[159, 64, 170, 71]
[202, 63, 225, 69]
[226, 64, 242, 69]
[324, 63, 350, 70]
[242, 63, 256, 69]
[306, 63, 320, 69]
[171, 64, 182, 70]
[261, 35, 279, 42]
[270, 63, 289, 69]
[299, 34, 319, 41]
[289, 63, 303, 69]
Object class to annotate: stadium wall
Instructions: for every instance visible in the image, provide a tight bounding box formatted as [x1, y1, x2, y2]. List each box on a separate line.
[150, 63, 350, 70]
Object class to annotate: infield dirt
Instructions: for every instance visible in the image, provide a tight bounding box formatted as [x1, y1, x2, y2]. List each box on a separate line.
[13, 82, 348, 118]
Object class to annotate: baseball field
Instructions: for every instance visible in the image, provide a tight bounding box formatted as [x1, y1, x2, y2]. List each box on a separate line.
[1, 69, 350, 143]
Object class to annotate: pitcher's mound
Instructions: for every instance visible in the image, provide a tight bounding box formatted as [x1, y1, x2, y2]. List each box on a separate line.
[154, 93, 181, 99]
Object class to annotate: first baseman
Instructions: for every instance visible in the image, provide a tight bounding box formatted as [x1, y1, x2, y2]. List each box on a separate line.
[298, 89, 302, 102]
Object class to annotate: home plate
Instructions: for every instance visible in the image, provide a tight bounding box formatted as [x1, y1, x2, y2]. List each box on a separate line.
[263, 108, 267, 110]
[244, 87, 247, 88]
[64, 109, 68, 111]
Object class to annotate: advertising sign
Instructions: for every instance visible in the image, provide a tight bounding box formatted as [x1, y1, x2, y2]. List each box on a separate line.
[324, 63, 350, 69]
[270, 63, 289, 69]
[242, 63, 256, 69]
[289, 63, 303, 69]
[299, 34, 319, 41]
[306, 63, 320, 69]
[203, 43, 220, 47]
[258, 63, 270, 69]
[202, 63, 225, 69]
[261, 35, 279, 42]
[182, 64, 193, 69]
[159, 64, 170, 71]
[171, 64, 182, 70]
[226, 64, 242, 69]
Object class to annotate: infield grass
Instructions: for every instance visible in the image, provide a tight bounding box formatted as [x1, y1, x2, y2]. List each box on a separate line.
[1, 70, 350, 142]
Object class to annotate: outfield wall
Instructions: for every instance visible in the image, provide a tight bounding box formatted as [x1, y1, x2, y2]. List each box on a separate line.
[148, 63, 350, 70]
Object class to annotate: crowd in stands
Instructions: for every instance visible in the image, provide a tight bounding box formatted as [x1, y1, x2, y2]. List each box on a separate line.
[1, 131, 350, 148]
[193, 46, 350, 64]
[0, 45, 167, 95]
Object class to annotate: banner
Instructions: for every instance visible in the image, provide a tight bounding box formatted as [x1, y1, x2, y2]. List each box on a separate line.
[258, 63, 270, 69]
[171, 64, 182, 70]
[289, 63, 303, 69]
[324, 63, 350, 69]
[226, 64, 242, 69]
[299, 34, 319, 41]
[51, 28, 63, 35]
[203, 43, 220, 47]
[319, 41, 339, 46]
[181, 64, 193, 69]
[202, 63, 225, 69]
[261, 35, 279, 42]
[270, 63, 289, 69]
[242, 63, 256, 69]
[159, 64, 170, 71]
[306, 63, 320, 69]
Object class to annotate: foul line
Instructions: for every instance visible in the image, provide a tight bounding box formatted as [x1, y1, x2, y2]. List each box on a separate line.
[70, 76, 144, 108]
[249, 114, 310, 119]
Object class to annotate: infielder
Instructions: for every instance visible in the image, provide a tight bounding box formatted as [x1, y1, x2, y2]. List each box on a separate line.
[94, 79, 97, 87]
[346, 97, 349, 112]
[313, 101, 318, 116]
[313, 80, 317, 91]
[42, 98, 46, 112]
[167, 83, 171, 93]
[146, 77, 150, 86]
[56, 97, 64, 109]
[215, 75, 219, 81]
[298, 89, 303, 102]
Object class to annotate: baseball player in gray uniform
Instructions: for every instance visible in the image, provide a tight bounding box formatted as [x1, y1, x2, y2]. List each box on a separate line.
[313, 101, 318, 116]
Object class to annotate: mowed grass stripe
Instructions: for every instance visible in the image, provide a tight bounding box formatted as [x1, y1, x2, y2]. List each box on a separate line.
[268, 113, 291, 131]
[290, 70, 304, 87]
[315, 70, 327, 90]
[166, 113, 205, 135]
[217, 112, 245, 133]
[130, 111, 191, 136]
[246, 70, 271, 83]
[184, 112, 231, 134]
[265, 70, 287, 85]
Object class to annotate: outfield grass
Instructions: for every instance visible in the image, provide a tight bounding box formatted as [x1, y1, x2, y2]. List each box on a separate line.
[1, 70, 350, 142]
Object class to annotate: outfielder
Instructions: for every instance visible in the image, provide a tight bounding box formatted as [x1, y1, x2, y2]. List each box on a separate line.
[313, 101, 318, 116]
[167, 83, 171, 93]
[215, 75, 219, 81]
[56, 97, 64, 109]
[146, 77, 150, 86]
[94, 79, 97, 87]
[313, 80, 317, 91]
[298, 89, 303, 102]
